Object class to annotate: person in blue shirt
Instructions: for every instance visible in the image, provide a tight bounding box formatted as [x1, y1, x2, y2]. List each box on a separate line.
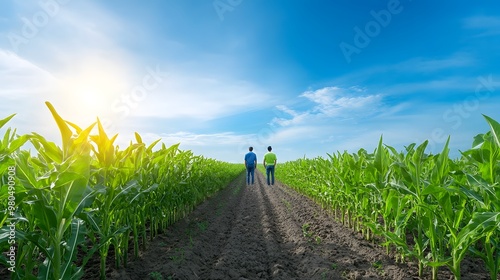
[244, 146, 257, 185]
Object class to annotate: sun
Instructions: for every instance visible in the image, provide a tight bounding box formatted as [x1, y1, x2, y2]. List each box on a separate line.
[61, 80, 117, 125]
[56, 57, 131, 126]
[77, 87, 105, 108]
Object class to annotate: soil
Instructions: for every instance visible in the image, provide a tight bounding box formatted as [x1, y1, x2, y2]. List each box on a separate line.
[2, 171, 493, 280]
[102, 170, 493, 280]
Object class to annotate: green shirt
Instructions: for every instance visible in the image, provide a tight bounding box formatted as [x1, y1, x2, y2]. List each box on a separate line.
[264, 152, 277, 165]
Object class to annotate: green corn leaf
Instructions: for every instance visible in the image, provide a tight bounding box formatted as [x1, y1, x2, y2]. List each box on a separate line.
[454, 212, 500, 259]
[110, 179, 139, 207]
[7, 134, 28, 153]
[2, 127, 12, 145]
[383, 190, 398, 217]
[147, 138, 161, 153]
[6, 229, 52, 262]
[374, 135, 386, 174]
[96, 117, 109, 142]
[389, 181, 417, 198]
[71, 123, 96, 152]
[421, 184, 446, 196]
[14, 152, 42, 189]
[135, 132, 143, 144]
[413, 140, 428, 164]
[380, 230, 413, 257]
[30, 133, 63, 164]
[483, 114, 500, 147]
[45, 102, 73, 158]
[65, 120, 83, 134]
[38, 257, 51, 280]
[386, 144, 403, 161]
[61, 219, 87, 279]
[53, 171, 93, 219]
[427, 259, 451, 268]
[466, 174, 496, 201]
[472, 133, 485, 148]
[32, 199, 58, 233]
[457, 183, 486, 209]
[0, 114, 16, 129]
[431, 136, 450, 184]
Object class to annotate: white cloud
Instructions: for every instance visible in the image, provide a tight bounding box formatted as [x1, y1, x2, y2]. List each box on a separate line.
[130, 74, 274, 121]
[0, 50, 57, 97]
[113, 131, 256, 163]
[261, 83, 500, 161]
[0, 1, 140, 124]
[272, 86, 385, 127]
[0, 50, 61, 135]
[271, 105, 310, 127]
[392, 54, 476, 73]
[463, 15, 500, 37]
[301, 86, 383, 116]
[332, 53, 476, 89]
[1, 1, 275, 131]
[383, 77, 474, 96]
[268, 126, 322, 143]
[149, 131, 250, 146]
[383, 74, 500, 97]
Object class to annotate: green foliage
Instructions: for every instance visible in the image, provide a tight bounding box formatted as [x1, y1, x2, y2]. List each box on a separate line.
[0, 102, 244, 279]
[149, 271, 164, 280]
[278, 115, 500, 280]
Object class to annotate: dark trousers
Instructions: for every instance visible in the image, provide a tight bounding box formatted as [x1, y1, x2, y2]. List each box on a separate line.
[266, 165, 275, 185]
[246, 166, 255, 184]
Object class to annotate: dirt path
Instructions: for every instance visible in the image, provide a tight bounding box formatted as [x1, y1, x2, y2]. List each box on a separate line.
[107, 171, 490, 280]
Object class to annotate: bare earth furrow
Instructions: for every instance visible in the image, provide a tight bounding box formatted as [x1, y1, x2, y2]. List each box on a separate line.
[109, 170, 488, 280]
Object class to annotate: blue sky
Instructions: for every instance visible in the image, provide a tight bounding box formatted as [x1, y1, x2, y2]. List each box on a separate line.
[1, 0, 500, 163]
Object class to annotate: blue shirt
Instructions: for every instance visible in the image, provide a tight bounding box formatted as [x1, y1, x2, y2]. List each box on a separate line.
[244, 152, 257, 167]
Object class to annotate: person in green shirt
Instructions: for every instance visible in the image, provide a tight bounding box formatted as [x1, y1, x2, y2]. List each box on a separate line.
[263, 146, 277, 186]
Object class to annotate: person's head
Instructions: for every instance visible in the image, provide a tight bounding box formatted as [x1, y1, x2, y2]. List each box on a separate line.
[249, 146, 253, 151]
[267, 146, 272, 152]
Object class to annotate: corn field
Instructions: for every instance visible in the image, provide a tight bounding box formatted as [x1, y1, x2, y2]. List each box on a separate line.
[277, 115, 500, 280]
[1, 102, 499, 280]
[0, 102, 243, 280]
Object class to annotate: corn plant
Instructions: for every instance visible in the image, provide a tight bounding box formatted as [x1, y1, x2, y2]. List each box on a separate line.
[0, 103, 244, 280]
[5, 102, 99, 279]
[459, 115, 500, 279]
[0, 114, 29, 277]
[278, 115, 500, 280]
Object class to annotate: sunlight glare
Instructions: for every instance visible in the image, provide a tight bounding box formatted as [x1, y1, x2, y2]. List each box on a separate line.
[57, 57, 131, 126]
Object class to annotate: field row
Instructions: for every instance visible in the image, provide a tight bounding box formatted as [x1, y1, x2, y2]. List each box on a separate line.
[0, 102, 243, 280]
[277, 115, 500, 280]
